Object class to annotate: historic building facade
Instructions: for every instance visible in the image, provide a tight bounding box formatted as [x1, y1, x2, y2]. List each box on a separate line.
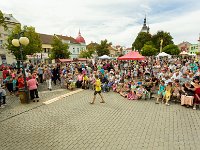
[189, 44, 198, 55]
[177, 41, 191, 52]
[36, 31, 86, 63]
[0, 14, 20, 64]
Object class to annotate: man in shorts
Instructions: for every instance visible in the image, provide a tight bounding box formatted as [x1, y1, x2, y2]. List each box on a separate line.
[90, 75, 105, 104]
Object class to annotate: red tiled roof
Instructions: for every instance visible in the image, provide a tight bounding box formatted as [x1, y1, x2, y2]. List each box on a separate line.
[39, 33, 53, 44]
[56, 35, 79, 44]
[126, 48, 132, 50]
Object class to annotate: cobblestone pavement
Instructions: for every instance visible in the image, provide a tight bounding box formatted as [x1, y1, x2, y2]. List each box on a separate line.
[1, 90, 200, 150]
[0, 83, 68, 121]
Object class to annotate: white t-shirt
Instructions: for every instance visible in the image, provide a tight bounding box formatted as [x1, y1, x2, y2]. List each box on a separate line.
[171, 72, 182, 80]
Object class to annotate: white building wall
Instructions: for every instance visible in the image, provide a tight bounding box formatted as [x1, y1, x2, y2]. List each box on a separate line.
[68, 43, 86, 59]
[0, 23, 18, 64]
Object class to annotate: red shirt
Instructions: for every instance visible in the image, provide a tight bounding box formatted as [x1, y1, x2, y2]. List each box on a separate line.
[18, 77, 25, 89]
[3, 70, 9, 79]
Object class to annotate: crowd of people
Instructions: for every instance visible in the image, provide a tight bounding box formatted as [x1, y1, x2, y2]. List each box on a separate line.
[0, 56, 200, 109]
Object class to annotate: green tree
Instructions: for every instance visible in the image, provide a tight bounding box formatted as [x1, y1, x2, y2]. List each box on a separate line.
[0, 10, 7, 29]
[132, 32, 151, 51]
[86, 43, 96, 58]
[96, 39, 111, 56]
[6, 24, 42, 60]
[141, 44, 158, 56]
[151, 31, 174, 50]
[50, 35, 71, 59]
[79, 50, 91, 58]
[162, 44, 180, 55]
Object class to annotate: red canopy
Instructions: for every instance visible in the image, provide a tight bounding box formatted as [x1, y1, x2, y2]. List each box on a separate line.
[58, 59, 73, 63]
[118, 51, 145, 60]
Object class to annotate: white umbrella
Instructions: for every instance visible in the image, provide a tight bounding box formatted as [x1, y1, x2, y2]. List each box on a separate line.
[156, 52, 171, 57]
[180, 51, 189, 55]
[188, 53, 196, 56]
[99, 55, 111, 59]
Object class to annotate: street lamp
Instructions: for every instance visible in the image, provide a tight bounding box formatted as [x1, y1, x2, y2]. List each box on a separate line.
[12, 33, 30, 103]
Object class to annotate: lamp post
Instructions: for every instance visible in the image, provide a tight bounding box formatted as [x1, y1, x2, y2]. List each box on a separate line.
[160, 39, 163, 53]
[12, 32, 30, 103]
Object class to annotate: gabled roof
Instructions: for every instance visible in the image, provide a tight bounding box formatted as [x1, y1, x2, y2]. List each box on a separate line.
[108, 46, 117, 51]
[125, 48, 132, 50]
[3, 14, 20, 24]
[177, 41, 192, 46]
[56, 35, 79, 44]
[39, 33, 53, 44]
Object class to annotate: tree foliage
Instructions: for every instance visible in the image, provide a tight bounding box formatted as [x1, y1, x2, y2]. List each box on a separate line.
[96, 39, 112, 56]
[6, 24, 42, 60]
[151, 31, 174, 50]
[162, 44, 180, 55]
[50, 36, 71, 59]
[79, 50, 91, 58]
[132, 32, 151, 51]
[86, 43, 96, 57]
[0, 10, 7, 29]
[141, 44, 158, 56]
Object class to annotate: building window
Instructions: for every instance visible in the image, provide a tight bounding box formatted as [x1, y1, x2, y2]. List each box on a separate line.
[0, 40, 3, 48]
[1, 55, 7, 64]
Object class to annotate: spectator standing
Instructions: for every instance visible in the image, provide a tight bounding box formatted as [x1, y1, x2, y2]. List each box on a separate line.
[1, 85, 6, 106]
[38, 65, 44, 83]
[27, 75, 39, 102]
[43, 67, 52, 91]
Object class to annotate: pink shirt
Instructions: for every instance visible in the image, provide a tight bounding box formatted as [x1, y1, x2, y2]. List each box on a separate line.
[78, 75, 83, 81]
[27, 79, 37, 90]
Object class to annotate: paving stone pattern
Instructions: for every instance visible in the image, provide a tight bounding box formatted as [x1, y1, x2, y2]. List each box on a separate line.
[0, 84, 68, 122]
[0, 90, 200, 150]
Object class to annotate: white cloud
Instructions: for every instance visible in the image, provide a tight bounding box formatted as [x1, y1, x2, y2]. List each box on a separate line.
[0, 0, 200, 47]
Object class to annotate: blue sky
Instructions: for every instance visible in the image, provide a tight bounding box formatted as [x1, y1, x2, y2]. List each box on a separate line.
[1, 0, 200, 47]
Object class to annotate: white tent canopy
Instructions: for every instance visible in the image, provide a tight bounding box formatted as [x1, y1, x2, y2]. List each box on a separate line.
[98, 55, 112, 59]
[189, 53, 196, 56]
[180, 51, 189, 55]
[156, 52, 171, 57]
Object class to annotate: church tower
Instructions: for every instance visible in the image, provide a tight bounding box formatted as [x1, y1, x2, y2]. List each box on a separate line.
[140, 15, 150, 33]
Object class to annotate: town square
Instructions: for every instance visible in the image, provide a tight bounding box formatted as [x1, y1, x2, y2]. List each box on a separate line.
[1, 0, 200, 150]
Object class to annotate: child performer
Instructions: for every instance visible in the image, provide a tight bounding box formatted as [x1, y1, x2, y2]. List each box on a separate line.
[90, 75, 105, 104]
